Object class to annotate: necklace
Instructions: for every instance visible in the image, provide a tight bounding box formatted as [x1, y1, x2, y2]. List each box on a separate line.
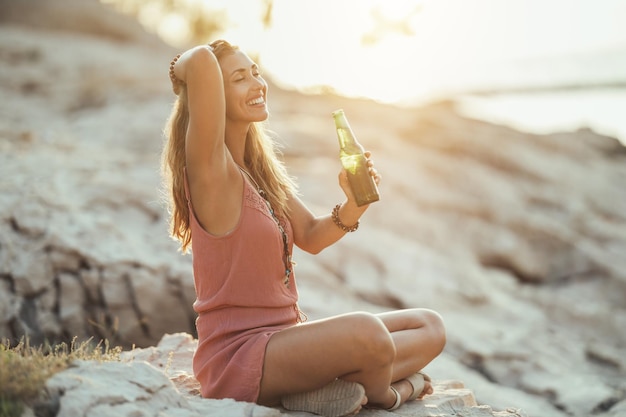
[237, 165, 292, 287]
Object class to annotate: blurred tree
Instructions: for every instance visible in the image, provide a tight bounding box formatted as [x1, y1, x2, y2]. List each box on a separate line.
[361, 5, 421, 46]
[101, 0, 227, 46]
[261, 0, 273, 29]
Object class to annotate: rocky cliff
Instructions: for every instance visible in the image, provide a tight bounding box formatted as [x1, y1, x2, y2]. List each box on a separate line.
[1, 1, 625, 416]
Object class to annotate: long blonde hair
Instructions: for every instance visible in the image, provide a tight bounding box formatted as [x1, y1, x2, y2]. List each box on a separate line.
[161, 40, 297, 253]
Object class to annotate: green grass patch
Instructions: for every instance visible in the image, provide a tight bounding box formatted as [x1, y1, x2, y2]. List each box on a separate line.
[0, 337, 122, 417]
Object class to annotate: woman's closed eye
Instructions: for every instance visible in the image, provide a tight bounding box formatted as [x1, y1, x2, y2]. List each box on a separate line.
[233, 70, 261, 82]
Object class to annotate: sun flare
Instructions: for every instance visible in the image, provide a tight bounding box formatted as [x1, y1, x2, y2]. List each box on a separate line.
[107, 0, 626, 106]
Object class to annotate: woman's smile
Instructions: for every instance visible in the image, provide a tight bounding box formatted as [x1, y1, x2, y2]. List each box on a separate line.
[247, 96, 266, 106]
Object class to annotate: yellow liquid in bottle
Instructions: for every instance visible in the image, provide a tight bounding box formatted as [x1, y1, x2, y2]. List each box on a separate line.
[337, 128, 379, 206]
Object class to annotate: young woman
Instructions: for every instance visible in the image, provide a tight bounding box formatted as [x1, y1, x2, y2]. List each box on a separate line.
[162, 40, 446, 417]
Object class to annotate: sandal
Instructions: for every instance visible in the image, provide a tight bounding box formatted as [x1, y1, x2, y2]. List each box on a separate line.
[406, 372, 431, 401]
[281, 379, 365, 417]
[386, 371, 430, 411]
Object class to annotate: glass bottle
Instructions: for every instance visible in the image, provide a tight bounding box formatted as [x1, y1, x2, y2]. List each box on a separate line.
[332, 109, 380, 207]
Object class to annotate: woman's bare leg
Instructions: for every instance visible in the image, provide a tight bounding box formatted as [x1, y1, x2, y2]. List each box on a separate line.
[257, 311, 398, 409]
[377, 308, 446, 403]
[257, 308, 445, 411]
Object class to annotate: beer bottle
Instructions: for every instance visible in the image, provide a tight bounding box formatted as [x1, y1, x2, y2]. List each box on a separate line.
[332, 109, 380, 207]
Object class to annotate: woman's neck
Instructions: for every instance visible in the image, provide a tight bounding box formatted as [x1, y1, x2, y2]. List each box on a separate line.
[225, 122, 250, 166]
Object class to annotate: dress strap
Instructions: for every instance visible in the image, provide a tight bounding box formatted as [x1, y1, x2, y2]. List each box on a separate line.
[183, 167, 191, 204]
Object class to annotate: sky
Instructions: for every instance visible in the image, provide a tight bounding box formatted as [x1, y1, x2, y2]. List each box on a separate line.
[141, 0, 626, 141]
[156, 0, 626, 104]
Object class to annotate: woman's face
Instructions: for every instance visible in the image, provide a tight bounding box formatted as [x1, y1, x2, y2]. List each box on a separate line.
[220, 50, 269, 123]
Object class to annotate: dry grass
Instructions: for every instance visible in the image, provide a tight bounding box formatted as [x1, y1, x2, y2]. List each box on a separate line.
[0, 337, 122, 417]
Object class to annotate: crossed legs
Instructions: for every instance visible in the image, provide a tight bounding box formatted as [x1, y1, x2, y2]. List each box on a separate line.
[257, 308, 446, 411]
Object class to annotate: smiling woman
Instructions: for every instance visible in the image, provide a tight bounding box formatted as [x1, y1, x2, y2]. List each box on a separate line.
[222, 58, 269, 124]
[160, 38, 445, 416]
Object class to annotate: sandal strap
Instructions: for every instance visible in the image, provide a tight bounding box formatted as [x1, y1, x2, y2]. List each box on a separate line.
[406, 372, 426, 401]
[387, 386, 402, 411]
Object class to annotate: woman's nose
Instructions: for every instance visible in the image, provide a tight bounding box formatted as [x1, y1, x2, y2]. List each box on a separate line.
[253, 77, 266, 90]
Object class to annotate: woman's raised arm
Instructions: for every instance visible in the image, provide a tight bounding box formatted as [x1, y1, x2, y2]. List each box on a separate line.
[172, 46, 241, 235]
[172, 46, 226, 179]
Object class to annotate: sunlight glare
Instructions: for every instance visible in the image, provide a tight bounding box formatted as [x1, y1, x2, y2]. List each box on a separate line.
[257, 0, 428, 103]
[189, 0, 495, 103]
[158, 13, 193, 46]
[184, 0, 626, 105]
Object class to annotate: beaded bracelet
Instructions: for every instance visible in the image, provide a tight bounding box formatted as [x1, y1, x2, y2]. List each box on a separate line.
[169, 54, 182, 84]
[331, 204, 359, 232]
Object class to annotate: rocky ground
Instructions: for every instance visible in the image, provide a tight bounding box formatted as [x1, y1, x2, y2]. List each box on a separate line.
[1, 1, 626, 417]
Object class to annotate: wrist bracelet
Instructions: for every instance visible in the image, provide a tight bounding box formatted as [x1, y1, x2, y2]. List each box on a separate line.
[331, 204, 359, 232]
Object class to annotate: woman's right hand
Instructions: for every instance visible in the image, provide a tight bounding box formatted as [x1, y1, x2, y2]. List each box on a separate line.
[170, 45, 214, 93]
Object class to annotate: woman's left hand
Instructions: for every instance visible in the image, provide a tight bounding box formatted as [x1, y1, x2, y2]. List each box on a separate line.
[365, 150, 382, 186]
[338, 150, 381, 205]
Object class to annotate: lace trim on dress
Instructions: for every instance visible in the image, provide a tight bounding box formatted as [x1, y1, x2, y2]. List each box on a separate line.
[242, 180, 289, 227]
[243, 182, 274, 220]
[243, 183, 290, 238]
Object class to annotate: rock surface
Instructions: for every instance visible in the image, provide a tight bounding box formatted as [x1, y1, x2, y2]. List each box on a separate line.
[34, 333, 526, 417]
[1, 1, 625, 417]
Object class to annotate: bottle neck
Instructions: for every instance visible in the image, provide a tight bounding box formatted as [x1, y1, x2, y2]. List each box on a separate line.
[333, 109, 363, 153]
[332, 111, 350, 130]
